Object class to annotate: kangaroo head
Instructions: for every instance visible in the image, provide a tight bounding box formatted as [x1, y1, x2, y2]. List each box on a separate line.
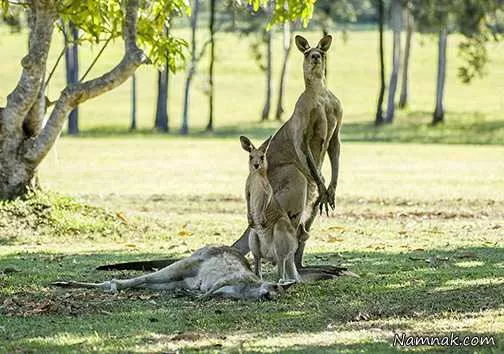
[295, 35, 332, 81]
[240, 136, 272, 173]
[256, 281, 296, 300]
[212, 281, 295, 301]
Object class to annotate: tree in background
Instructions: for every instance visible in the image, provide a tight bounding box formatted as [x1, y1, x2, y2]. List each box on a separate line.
[63, 22, 79, 135]
[398, 1, 414, 109]
[384, 0, 402, 123]
[236, 5, 274, 121]
[411, 0, 503, 125]
[275, 20, 292, 120]
[375, 0, 386, 125]
[261, 23, 273, 120]
[181, 0, 202, 135]
[154, 24, 171, 132]
[432, 27, 448, 124]
[206, 0, 217, 132]
[130, 74, 137, 130]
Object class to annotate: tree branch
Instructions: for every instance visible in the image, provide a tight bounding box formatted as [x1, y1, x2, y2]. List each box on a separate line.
[2, 2, 55, 134]
[25, 0, 147, 165]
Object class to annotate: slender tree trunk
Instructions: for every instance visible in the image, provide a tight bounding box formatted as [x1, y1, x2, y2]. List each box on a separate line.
[375, 0, 386, 125]
[206, 0, 216, 132]
[384, 0, 402, 123]
[398, 7, 413, 109]
[181, 0, 200, 135]
[261, 29, 273, 121]
[275, 21, 292, 120]
[65, 22, 79, 135]
[155, 66, 169, 131]
[433, 28, 448, 125]
[130, 74, 137, 130]
[154, 25, 170, 132]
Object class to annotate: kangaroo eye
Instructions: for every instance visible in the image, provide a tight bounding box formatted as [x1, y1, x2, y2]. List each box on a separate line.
[260, 156, 264, 161]
[249, 156, 253, 160]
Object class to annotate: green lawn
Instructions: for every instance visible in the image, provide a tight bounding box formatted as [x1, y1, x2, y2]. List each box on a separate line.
[1, 28, 503, 143]
[1, 138, 503, 352]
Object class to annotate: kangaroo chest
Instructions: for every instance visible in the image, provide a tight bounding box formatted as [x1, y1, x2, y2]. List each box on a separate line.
[309, 91, 338, 165]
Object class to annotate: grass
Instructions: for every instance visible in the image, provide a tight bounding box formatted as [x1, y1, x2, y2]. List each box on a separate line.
[0, 28, 503, 143]
[1, 139, 504, 352]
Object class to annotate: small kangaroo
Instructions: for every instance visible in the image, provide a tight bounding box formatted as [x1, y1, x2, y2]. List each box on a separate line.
[240, 136, 301, 283]
[51, 246, 294, 301]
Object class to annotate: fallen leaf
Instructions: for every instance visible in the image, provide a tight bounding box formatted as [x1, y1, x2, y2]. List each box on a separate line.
[328, 225, 346, 231]
[326, 236, 345, 243]
[178, 230, 193, 237]
[116, 212, 128, 224]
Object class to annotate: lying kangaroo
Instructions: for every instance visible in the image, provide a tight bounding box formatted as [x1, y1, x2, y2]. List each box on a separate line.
[51, 246, 294, 301]
[233, 34, 344, 272]
[240, 136, 301, 283]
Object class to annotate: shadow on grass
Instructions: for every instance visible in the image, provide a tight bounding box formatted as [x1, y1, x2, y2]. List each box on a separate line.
[0, 246, 503, 352]
[66, 111, 504, 145]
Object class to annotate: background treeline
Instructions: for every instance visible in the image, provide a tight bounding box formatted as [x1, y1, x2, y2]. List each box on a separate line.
[1, 0, 503, 135]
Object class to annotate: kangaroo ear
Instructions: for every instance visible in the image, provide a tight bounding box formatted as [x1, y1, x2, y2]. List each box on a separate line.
[240, 136, 255, 152]
[317, 35, 332, 52]
[258, 136, 272, 153]
[295, 35, 310, 53]
[277, 281, 296, 292]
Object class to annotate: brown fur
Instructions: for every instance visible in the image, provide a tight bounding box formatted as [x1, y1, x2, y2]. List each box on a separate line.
[234, 35, 343, 268]
[51, 246, 296, 301]
[241, 136, 301, 282]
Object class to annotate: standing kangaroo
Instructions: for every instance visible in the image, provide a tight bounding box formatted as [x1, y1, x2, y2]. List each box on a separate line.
[240, 136, 301, 283]
[51, 246, 294, 301]
[233, 35, 343, 273]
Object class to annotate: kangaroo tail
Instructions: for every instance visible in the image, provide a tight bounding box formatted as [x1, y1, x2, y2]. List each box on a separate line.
[95, 259, 178, 271]
[50, 281, 106, 289]
[231, 226, 251, 256]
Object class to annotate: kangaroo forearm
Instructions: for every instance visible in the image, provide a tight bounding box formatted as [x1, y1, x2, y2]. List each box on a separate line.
[306, 147, 325, 188]
[328, 133, 341, 188]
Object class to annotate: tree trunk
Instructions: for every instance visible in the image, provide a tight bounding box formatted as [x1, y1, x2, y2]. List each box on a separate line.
[375, 0, 386, 125]
[206, 0, 216, 132]
[155, 65, 169, 131]
[275, 21, 292, 120]
[433, 28, 448, 125]
[154, 25, 170, 132]
[65, 22, 79, 135]
[0, 133, 38, 200]
[384, 0, 402, 123]
[181, 0, 200, 135]
[0, 0, 146, 200]
[261, 29, 273, 121]
[130, 74, 137, 130]
[398, 6, 413, 109]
